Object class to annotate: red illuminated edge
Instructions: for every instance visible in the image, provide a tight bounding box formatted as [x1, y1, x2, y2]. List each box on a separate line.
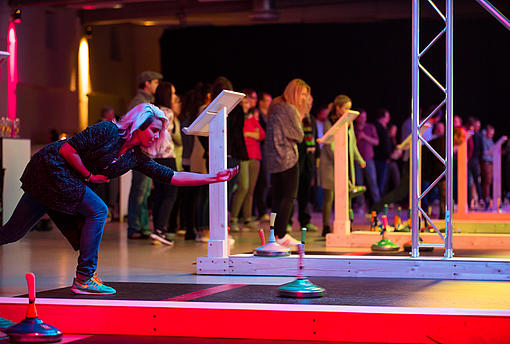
[1, 297, 509, 317]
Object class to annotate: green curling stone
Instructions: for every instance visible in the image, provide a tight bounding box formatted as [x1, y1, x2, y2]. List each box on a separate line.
[371, 239, 400, 252]
[279, 277, 325, 298]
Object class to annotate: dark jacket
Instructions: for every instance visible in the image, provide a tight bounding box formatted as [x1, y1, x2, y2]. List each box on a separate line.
[227, 106, 249, 160]
[20, 121, 174, 249]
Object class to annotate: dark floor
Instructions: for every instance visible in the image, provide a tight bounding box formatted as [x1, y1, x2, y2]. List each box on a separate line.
[20, 276, 510, 310]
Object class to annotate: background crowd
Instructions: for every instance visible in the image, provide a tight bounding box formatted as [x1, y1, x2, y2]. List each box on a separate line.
[92, 71, 510, 248]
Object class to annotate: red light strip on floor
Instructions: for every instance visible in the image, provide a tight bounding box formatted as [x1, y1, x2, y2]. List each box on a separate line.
[163, 284, 246, 301]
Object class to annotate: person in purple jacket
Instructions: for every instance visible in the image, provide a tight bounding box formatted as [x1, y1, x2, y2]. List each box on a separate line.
[0, 103, 238, 295]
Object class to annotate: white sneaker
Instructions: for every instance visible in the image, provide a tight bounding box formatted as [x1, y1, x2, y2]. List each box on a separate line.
[228, 235, 235, 247]
[276, 233, 301, 248]
[150, 230, 174, 246]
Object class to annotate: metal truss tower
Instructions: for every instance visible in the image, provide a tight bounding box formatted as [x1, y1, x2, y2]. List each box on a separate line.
[411, 0, 510, 258]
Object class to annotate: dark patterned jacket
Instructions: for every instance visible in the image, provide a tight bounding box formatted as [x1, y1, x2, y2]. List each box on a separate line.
[20, 121, 174, 249]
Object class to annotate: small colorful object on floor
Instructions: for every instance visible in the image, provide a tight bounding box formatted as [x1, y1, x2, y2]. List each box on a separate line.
[370, 211, 378, 231]
[371, 215, 400, 252]
[393, 206, 402, 230]
[4, 273, 63, 343]
[279, 228, 324, 298]
[253, 213, 290, 257]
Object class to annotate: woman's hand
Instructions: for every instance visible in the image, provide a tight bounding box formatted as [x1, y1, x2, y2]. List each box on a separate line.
[88, 174, 110, 183]
[214, 166, 239, 182]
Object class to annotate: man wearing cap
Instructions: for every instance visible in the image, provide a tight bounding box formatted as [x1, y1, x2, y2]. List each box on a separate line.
[127, 71, 162, 111]
[127, 70, 162, 239]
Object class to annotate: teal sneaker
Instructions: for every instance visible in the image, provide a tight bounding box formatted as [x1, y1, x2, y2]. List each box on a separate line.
[71, 274, 116, 295]
[0, 316, 16, 330]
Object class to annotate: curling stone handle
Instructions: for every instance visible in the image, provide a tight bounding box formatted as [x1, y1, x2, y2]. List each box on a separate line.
[300, 227, 306, 244]
[297, 243, 305, 278]
[26, 273, 36, 303]
[270, 212, 276, 227]
[258, 229, 265, 245]
[381, 215, 388, 240]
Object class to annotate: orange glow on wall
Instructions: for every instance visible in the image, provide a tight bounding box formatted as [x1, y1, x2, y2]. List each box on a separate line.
[7, 22, 18, 121]
[78, 37, 90, 130]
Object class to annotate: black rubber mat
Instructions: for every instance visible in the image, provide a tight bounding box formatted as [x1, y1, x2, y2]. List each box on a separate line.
[16, 278, 510, 309]
[17, 283, 218, 301]
[191, 277, 510, 309]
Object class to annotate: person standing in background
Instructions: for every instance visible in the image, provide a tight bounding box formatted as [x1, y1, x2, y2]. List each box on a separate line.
[292, 93, 319, 232]
[230, 94, 265, 231]
[354, 109, 380, 209]
[150, 82, 179, 245]
[265, 79, 308, 248]
[253, 92, 272, 222]
[373, 108, 392, 197]
[127, 71, 162, 239]
[318, 95, 365, 237]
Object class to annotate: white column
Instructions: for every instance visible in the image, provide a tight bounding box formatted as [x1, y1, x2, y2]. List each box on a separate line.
[332, 125, 350, 235]
[207, 107, 228, 257]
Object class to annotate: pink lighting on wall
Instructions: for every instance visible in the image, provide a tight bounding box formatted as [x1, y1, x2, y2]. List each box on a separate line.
[7, 22, 18, 121]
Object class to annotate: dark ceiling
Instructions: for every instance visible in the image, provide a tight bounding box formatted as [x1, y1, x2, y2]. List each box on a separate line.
[9, 0, 510, 27]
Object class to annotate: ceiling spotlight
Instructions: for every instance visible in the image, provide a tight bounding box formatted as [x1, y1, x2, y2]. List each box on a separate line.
[12, 9, 22, 23]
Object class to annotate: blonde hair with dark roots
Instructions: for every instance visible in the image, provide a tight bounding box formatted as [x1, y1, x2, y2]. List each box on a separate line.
[117, 103, 169, 156]
[283, 78, 311, 117]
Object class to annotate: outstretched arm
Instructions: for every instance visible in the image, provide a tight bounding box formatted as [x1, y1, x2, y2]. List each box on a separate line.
[170, 166, 239, 186]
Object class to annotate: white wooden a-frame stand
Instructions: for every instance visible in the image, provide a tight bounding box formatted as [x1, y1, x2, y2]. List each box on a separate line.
[316, 110, 359, 245]
[182, 90, 245, 271]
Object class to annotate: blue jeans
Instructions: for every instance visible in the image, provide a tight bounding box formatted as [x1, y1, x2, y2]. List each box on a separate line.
[375, 159, 389, 197]
[355, 159, 381, 205]
[127, 170, 152, 236]
[0, 187, 108, 278]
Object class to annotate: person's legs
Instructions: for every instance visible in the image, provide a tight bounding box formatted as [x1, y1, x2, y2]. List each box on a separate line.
[473, 161, 482, 205]
[230, 160, 249, 225]
[0, 193, 47, 245]
[127, 170, 150, 237]
[386, 161, 400, 194]
[72, 187, 115, 295]
[152, 158, 178, 232]
[297, 160, 313, 228]
[242, 159, 260, 225]
[364, 159, 381, 205]
[227, 157, 241, 207]
[322, 189, 334, 236]
[140, 176, 152, 232]
[375, 159, 389, 197]
[271, 165, 299, 239]
[481, 161, 493, 206]
[75, 187, 109, 279]
[253, 158, 268, 219]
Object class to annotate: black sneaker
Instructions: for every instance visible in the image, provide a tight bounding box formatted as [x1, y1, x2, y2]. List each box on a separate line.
[322, 225, 331, 237]
[150, 230, 174, 246]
